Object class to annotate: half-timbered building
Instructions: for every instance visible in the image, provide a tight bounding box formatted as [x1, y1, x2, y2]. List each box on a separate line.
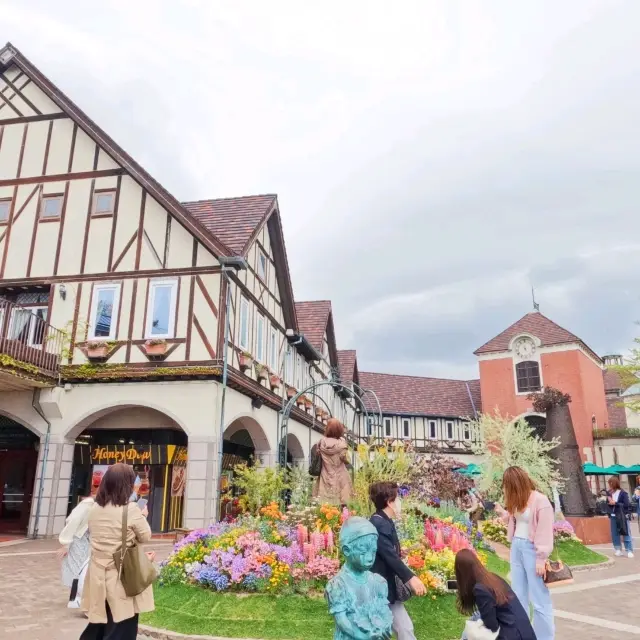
[0, 43, 356, 537]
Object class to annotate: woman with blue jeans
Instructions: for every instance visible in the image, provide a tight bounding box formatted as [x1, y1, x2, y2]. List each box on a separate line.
[607, 476, 633, 557]
[495, 466, 555, 640]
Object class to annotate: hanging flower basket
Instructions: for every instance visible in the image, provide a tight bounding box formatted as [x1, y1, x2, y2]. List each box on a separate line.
[286, 386, 297, 399]
[304, 397, 313, 411]
[87, 341, 109, 359]
[254, 363, 268, 382]
[269, 374, 281, 391]
[315, 406, 324, 418]
[144, 339, 167, 356]
[296, 395, 306, 408]
[239, 352, 253, 372]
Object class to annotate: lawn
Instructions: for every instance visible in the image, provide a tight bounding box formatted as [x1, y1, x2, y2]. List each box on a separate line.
[555, 539, 608, 566]
[141, 552, 511, 640]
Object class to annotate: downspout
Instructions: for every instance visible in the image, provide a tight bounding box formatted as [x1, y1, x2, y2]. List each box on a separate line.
[215, 270, 232, 522]
[32, 388, 50, 539]
[278, 335, 302, 467]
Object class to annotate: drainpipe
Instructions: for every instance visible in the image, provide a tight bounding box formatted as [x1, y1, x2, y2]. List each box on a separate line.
[278, 335, 302, 467]
[32, 388, 50, 539]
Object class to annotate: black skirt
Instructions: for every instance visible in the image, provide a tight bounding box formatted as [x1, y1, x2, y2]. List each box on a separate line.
[79, 602, 139, 640]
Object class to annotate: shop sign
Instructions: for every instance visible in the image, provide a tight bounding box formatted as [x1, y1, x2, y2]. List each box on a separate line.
[90, 445, 166, 465]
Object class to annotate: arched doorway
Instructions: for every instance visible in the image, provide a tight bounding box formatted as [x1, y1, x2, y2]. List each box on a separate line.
[223, 416, 271, 467]
[524, 414, 546, 439]
[280, 433, 305, 467]
[0, 415, 38, 534]
[70, 406, 188, 533]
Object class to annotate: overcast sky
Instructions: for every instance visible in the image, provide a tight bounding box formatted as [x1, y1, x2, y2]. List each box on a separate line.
[2, 1, 639, 379]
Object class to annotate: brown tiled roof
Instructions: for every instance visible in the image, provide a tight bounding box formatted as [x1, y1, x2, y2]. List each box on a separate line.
[182, 195, 276, 256]
[337, 350, 357, 384]
[475, 311, 585, 355]
[604, 369, 623, 393]
[359, 371, 481, 418]
[606, 398, 628, 429]
[295, 301, 332, 351]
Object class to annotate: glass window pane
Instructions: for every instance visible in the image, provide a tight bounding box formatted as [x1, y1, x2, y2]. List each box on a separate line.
[150, 285, 172, 336]
[0, 201, 9, 222]
[240, 300, 249, 347]
[42, 198, 61, 218]
[95, 193, 114, 213]
[94, 289, 115, 337]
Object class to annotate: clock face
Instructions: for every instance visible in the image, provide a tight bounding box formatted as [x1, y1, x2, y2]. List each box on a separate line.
[514, 338, 535, 359]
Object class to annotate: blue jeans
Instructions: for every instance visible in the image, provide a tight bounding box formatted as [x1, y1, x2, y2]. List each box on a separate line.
[610, 515, 633, 552]
[511, 537, 555, 640]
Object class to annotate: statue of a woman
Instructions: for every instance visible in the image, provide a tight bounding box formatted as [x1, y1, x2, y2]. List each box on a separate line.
[325, 516, 393, 640]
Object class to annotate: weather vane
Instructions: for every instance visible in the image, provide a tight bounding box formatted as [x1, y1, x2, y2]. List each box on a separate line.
[531, 287, 540, 312]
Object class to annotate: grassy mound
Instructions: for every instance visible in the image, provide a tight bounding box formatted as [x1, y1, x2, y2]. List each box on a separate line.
[555, 539, 608, 566]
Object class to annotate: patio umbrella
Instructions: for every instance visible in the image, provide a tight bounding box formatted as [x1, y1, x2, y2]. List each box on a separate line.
[621, 464, 640, 475]
[583, 462, 620, 475]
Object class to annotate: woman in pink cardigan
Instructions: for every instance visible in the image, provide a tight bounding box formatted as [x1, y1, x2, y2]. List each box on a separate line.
[495, 466, 555, 640]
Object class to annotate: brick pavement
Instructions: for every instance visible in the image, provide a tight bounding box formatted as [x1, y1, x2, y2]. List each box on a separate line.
[2, 539, 640, 639]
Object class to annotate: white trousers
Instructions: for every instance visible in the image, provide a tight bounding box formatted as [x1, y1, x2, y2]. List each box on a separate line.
[390, 602, 416, 640]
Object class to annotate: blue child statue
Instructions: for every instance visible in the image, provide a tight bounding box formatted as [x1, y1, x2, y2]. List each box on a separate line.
[325, 516, 393, 640]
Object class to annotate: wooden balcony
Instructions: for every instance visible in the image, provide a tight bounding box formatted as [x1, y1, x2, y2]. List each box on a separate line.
[0, 298, 64, 391]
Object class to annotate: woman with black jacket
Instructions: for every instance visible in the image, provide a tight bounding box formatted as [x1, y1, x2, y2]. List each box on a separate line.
[455, 549, 535, 640]
[369, 482, 426, 640]
[607, 477, 634, 558]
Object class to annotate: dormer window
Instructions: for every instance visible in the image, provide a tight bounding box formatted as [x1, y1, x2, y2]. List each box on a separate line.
[516, 361, 541, 392]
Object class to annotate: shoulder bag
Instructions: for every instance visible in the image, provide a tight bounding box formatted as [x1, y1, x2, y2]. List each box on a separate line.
[113, 505, 158, 597]
[309, 449, 322, 477]
[544, 545, 573, 587]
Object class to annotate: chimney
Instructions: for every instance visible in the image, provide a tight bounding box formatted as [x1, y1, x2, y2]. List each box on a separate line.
[602, 354, 623, 367]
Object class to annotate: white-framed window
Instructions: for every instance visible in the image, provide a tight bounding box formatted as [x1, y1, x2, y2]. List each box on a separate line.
[40, 195, 63, 220]
[239, 296, 250, 350]
[9, 306, 48, 347]
[429, 420, 437, 439]
[92, 190, 116, 216]
[255, 313, 265, 362]
[89, 283, 121, 340]
[0, 198, 11, 223]
[367, 417, 374, 436]
[146, 279, 178, 339]
[285, 347, 294, 385]
[384, 418, 392, 437]
[257, 251, 268, 282]
[269, 326, 278, 371]
[463, 422, 471, 440]
[446, 421, 454, 440]
[402, 419, 410, 439]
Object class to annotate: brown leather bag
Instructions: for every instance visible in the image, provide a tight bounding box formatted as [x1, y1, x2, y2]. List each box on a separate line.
[544, 548, 573, 587]
[113, 505, 158, 597]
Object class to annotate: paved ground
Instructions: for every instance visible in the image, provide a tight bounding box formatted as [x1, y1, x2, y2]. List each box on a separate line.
[1, 537, 640, 639]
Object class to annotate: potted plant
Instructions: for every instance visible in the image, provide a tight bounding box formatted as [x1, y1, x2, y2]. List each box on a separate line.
[269, 373, 281, 391]
[296, 394, 307, 408]
[254, 363, 268, 382]
[286, 385, 297, 399]
[315, 406, 324, 418]
[304, 396, 313, 411]
[239, 351, 253, 372]
[87, 341, 109, 359]
[144, 338, 167, 356]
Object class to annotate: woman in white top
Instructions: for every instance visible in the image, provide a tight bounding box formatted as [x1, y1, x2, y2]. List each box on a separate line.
[58, 490, 95, 609]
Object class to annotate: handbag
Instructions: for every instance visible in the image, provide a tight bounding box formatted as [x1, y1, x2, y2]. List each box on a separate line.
[394, 575, 412, 602]
[464, 618, 499, 640]
[544, 546, 573, 587]
[113, 505, 158, 597]
[309, 449, 322, 477]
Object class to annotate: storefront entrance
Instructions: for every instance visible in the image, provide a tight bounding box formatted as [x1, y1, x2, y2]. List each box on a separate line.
[0, 418, 38, 534]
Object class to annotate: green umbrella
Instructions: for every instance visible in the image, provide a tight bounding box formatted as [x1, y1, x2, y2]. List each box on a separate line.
[622, 465, 640, 474]
[583, 462, 619, 475]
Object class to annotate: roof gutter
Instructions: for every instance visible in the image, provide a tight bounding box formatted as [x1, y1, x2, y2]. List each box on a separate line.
[286, 330, 321, 362]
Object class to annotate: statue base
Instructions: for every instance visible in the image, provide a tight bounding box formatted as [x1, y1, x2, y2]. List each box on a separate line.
[566, 516, 612, 545]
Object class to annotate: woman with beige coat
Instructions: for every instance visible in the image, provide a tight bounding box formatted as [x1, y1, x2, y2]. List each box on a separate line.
[312, 418, 353, 505]
[80, 463, 155, 640]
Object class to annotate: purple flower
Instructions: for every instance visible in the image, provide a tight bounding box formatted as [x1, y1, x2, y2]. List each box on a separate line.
[194, 565, 230, 591]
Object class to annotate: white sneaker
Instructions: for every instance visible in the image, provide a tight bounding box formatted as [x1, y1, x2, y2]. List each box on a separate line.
[628, 552, 634, 559]
[615, 550, 622, 557]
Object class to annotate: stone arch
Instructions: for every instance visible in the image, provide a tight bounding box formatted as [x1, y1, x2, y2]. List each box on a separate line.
[64, 401, 190, 440]
[281, 432, 305, 466]
[223, 415, 273, 465]
[0, 408, 41, 437]
[513, 412, 547, 439]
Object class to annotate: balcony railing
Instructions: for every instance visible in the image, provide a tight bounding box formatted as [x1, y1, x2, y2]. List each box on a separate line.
[0, 298, 65, 378]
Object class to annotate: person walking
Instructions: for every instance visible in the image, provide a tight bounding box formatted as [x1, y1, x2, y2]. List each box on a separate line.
[494, 466, 554, 640]
[607, 476, 634, 558]
[369, 481, 426, 640]
[312, 418, 353, 505]
[80, 463, 155, 640]
[455, 549, 535, 640]
[58, 489, 95, 609]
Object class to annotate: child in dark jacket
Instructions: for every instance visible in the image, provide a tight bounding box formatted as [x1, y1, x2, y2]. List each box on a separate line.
[455, 549, 536, 640]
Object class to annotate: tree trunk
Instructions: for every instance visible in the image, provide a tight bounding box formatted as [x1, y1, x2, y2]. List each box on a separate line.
[545, 404, 596, 516]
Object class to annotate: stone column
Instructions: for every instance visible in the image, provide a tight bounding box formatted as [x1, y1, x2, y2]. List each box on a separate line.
[184, 436, 219, 530]
[29, 435, 75, 537]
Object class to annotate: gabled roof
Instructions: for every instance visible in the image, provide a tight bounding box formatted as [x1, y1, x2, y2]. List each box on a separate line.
[359, 372, 481, 418]
[474, 311, 599, 361]
[0, 43, 231, 259]
[182, 195, 276, 256]
[337, 350, 359, 386]
[295, 300, 338, 367]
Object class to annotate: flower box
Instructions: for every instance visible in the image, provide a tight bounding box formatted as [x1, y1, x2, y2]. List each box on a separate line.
[144, 339, 167, 356]
[315, 407, 324, 418]
[304, 397, 313, 411]
[239, 352, 253, 372]
[254, 364, 268, 382]
[296, 395, 306, 408]
[87, 342, 109, 359]
[286, 386, 297, 399]
[269, 374, 281, 391]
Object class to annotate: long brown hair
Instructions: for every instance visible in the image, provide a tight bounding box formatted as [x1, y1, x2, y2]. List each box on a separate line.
[95, 463, 135, 507]
[325, 418, 345, 439]
[455, 549, 510, 615]
[502, 466, 536, 514]
[608, 476, 621, 491]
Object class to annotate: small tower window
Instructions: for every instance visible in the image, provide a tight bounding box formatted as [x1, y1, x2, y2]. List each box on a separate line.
[516, 361, 541, 392]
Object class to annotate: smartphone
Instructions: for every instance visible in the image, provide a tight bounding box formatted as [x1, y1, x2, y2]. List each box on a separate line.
[447, 580, 457, 591]
[137, 498, 148, 511]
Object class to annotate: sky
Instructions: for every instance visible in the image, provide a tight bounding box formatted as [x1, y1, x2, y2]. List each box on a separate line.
[2, 0, 639, 380]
